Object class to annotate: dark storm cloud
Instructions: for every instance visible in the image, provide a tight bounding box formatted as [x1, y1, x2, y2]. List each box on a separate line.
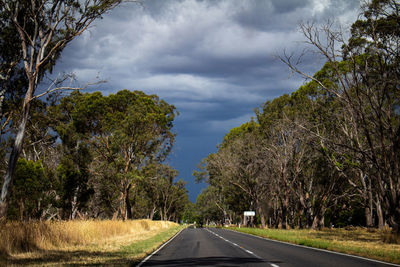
[52, 0, 362, 201]
[232, 0, 311, 32]
[232, 0, 361, 32]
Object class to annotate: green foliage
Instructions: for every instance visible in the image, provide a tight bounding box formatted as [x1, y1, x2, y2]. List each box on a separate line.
[46, 89, 181, 219]
[181, 202, 197, 223]
[222, 119, 259, 146]
[196, 1, 400, 229]
[131, 163, 188, 221]
[7, 159, 49, 220]
[56, 156, 94, 219]
[195, 187, 224, 224]
[0, 0, 186, 222]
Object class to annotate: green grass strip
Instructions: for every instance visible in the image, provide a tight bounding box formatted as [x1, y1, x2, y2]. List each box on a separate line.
[122, 224, 186, 263]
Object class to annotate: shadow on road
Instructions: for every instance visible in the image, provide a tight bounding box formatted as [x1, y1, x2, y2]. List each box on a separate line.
[143, 256, 270, 266]
[1, 249, 137, 266]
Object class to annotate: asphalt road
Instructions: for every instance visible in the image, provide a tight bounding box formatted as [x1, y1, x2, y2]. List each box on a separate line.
[138, 227, 399, 267]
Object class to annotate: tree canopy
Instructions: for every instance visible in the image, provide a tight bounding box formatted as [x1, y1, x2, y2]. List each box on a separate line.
[195, 0, 400, 235]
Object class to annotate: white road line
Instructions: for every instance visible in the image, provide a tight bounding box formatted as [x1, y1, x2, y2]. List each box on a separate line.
[224, 228, 400, 267]
[206, 228, 262, 259]
[206, 228, 279, 267]
[136, 228, 185, 267]
[244, 249, 255, 255]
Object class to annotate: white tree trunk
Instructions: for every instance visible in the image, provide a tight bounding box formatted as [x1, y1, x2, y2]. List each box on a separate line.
[0, 103, 30, 219]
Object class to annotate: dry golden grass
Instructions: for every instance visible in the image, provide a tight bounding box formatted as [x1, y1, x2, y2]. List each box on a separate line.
[0, 219, 179, 265]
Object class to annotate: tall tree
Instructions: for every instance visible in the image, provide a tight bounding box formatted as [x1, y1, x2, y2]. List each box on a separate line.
[8, 158, 49, 220]
[0, 0, 131, 220]
[204, 121, 271, 227]
[98, 90, 176, 219]
[0, 5, 21, 122]
[52, 90, 177, 220]
[282, 0, 400, 233]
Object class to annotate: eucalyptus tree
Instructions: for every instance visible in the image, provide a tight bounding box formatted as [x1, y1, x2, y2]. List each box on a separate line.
[49, 90, 177, 219]
[137, 163, 187, 221]
[160, 179, 188, 222]
[49, 91, 96, 219]
[0, 5, 22, 124]
[256, 89, 348, 229]
[195, 159, 248, 225]
[101, 90, 176, 220]
[257, 95, 304, 229]
[281, 0, 400, 233]
[295, 66, 380, 228]
[0, 0, 134, 220]
[205, 121, 271, 227]
[195, 187, 226, 225]
[7, 158, 49, 220]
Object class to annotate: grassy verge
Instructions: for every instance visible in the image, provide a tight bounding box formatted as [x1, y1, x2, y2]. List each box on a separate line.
[229, 227, 400, 265]
[121, 224, 186, 264]
[0, 220, 185, 266]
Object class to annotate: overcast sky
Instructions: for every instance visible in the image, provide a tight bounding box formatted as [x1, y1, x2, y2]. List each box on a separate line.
[51, 0, 362, 202]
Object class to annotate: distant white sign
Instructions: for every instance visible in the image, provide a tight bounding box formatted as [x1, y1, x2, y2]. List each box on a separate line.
[244, 211, 255, 216]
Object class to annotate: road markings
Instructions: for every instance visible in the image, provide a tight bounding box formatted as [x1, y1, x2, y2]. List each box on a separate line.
[224, 228, 400, 267]
[205, 228, 261, 259]
[136, 227, 185, 267]
[206, 228, 279, 267]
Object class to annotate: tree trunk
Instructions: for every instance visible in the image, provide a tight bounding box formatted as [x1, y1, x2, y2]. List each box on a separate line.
[125, 183, 132, 220]
[275, 207, 280, 228]
[149, 205, 156, 220]
[376, 196, 385, 229]
[163, 206, 168, 221]
[112, 210, 118, 220]
[119, 191, 125, 220]
[0, 88, 6, 123]
[312, 215, 321, 230]
[387, 188, 400, 234]
[298, 209, 304, 229]
[306, 207, 313, 228]
[260, 212, 266, 228]
[365, 179, 374, 228]
[120, 177, 129, 220]
[388, 214, 400, 234]
[0, 100, 30, 220]
[159, 208, 164, 221]
[365, 206, 373, 228]
[19, 198, 24, 221]
[71, 186, 79, 219]
[360, 173, 374, 228]
[281, 195, 289, 229]
[257, 203, 266, 228]
[312, 205, 327, 230]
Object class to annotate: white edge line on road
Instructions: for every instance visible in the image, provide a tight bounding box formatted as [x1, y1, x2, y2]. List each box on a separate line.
[206, 228, 280, 267]
[224, 228, 400, 267]
[205, 228, 261, 259]
[136, 227, 185, 267]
